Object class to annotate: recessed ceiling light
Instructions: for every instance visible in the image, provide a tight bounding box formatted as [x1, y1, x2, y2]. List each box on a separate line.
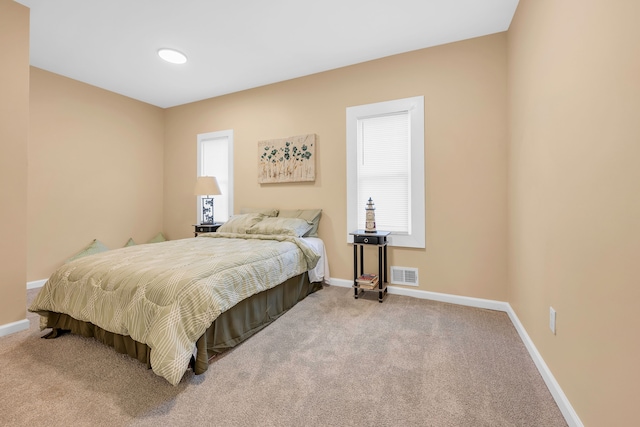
[157, 48, 187, 64]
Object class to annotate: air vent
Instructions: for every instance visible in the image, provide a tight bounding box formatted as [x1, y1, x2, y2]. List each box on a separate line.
[390, 266, 419, 286]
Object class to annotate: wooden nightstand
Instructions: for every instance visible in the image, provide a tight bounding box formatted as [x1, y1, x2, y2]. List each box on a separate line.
[194, 223, 222, 236]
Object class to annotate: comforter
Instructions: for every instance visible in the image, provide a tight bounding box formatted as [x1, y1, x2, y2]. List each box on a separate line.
[29, 233, 320, 385]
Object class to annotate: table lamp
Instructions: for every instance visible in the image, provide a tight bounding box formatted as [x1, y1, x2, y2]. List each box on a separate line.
[194, 176, 221, 225]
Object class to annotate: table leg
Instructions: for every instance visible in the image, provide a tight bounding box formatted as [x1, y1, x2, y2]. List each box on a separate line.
[383, 244, 388, 283]
[378, 245, 384, 302]
[353, 244, 358, 299]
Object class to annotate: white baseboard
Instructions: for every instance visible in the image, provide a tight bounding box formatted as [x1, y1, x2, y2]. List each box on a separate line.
[1, 279, 46, 338]
[329, 278, 509, 311]
[327, 277, 583, 427]
[0, 319, 29, 337]
[27, 279, 47, 289]
[1, 279, 45, 338]
[505, 306, 584, 427]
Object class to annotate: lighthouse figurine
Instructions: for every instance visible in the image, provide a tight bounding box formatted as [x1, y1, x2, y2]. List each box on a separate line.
[365, 197, 377, 233]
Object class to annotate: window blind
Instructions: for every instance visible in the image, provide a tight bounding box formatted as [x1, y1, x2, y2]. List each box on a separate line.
[198, 131, 233, 223]
[201, 137, 228, 190]
[356, 111, 410, 233]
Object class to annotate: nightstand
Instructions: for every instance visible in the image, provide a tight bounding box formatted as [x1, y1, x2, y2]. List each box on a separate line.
[194, 223, 222, 237]
[350, 230, 390, 303]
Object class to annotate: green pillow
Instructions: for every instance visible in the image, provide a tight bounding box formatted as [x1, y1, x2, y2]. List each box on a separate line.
[278, 209, 322, 237]
[147, 232, 167, 243]
[239, 207, 279, 217]
[66, 239, 109, 263]
[247, 217, 312, 237]
[124, 238, 136, 247]
[217, 213, 265, 234]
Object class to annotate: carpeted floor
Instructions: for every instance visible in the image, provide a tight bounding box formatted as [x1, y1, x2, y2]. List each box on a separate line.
[0, 285, 567, 426]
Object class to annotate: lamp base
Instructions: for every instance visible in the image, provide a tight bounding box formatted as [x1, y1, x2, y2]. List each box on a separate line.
[201, 197, 215, 225]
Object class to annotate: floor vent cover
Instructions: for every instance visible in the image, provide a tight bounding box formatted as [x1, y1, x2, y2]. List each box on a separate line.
[390, 266, 419, 286]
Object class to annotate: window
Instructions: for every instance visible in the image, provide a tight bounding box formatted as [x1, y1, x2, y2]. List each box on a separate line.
[346, 96, 425, 248]
[197, 130, 234, 223]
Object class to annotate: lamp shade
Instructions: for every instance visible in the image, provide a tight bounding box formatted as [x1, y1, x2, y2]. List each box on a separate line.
[194, 176, 221, 196]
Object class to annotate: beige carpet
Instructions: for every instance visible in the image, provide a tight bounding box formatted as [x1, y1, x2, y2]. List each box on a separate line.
[0, 285, 567, 426]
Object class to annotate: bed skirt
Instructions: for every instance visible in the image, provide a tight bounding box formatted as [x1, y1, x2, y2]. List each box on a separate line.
[42, 272, 322, 376]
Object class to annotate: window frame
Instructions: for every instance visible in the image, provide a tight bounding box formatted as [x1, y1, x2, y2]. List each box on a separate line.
[346, 96, 425, 248]
[196, 129, 234, 224]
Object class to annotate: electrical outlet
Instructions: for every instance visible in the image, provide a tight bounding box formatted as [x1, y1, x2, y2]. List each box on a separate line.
[549, 307, 556, 335]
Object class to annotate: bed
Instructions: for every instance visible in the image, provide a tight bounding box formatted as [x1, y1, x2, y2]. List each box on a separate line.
[29, 211, 328, 385]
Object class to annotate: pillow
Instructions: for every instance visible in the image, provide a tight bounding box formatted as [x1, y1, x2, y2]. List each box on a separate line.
[239, 207, 279, 217]
[278, 209, 322, 237]
[124, 238, 136, 247]
[147, 232, 167, 243]
[217, 213, 265, 234]
[66, 239, 109, 263]
[247, 217, 313, 237]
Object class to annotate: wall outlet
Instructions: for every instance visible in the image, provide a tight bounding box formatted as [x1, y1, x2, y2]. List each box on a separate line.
[549, 307, 557, 335]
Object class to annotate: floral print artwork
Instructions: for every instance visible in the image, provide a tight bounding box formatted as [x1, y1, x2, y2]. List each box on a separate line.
[258, 134, 316, 183]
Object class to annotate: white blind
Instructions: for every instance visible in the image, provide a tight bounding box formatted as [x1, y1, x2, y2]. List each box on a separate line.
[356, 111, 410, 233]
[200, 136, 229, 222]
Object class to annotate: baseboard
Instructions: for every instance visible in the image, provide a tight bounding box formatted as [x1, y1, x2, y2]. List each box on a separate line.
[505, 306, 584, 427]
[0, 319, 29, 338]
[27, 279, 47, 289]
[327, 277, 583, 427]
[2, 279, 46, 337]
[328, 278, 509, 311]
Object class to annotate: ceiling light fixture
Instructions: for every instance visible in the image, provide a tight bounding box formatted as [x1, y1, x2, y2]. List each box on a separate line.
[157, 48, 187, 64]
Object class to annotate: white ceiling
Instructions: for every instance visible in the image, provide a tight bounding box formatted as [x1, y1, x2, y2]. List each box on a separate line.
[15, 0, 519, 108]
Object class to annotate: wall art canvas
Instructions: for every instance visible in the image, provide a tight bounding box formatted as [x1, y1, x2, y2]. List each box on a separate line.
[258, 133, 316, 183]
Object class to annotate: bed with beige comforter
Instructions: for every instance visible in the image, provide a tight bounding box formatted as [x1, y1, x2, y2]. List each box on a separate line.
[29, 233, 321, 385]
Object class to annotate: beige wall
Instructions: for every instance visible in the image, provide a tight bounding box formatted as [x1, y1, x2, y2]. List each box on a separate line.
[5, 2, 635, 422]
[0, 0, 29, 326]
[508, 0, 640, 425]
[165, 33, 508, 301]
[28, 68, 165, 280]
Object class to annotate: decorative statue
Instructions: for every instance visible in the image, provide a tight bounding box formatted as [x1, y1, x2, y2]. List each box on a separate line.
[365, 197, 376, 233]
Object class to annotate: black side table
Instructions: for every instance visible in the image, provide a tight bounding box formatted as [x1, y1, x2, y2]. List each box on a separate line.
[350, 230, 390, 303]
[194, 223, 222, 237]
